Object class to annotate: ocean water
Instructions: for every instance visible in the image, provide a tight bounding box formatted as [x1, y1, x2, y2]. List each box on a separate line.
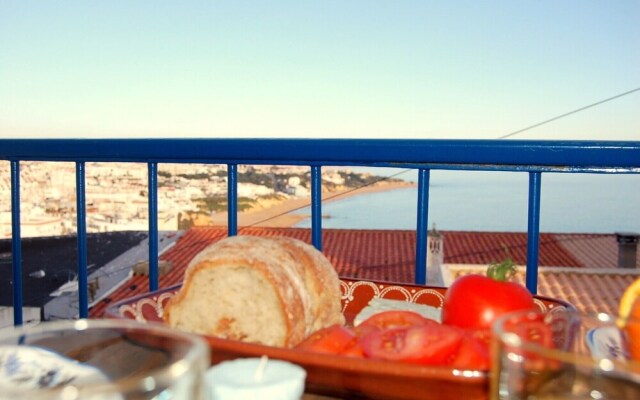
[294, 170, 640, 233]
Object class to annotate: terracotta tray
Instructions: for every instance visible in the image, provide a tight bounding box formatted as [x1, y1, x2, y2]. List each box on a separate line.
[104, 278, 573, 400]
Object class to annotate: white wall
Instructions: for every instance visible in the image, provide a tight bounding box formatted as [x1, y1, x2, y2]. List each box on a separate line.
[0, 307, 41, 329]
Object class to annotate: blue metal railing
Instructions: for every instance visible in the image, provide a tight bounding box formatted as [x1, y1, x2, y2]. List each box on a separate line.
[2, 139, 640, 325]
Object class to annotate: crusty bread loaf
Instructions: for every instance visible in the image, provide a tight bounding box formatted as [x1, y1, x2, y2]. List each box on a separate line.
[272, 237, 345, 333]
[163, 235, 344, 348]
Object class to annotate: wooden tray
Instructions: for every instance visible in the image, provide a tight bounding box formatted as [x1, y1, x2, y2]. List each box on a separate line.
[104, 278, 573, 400]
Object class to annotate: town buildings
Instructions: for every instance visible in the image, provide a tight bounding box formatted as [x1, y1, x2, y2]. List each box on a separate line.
[0, 162, 326, 238]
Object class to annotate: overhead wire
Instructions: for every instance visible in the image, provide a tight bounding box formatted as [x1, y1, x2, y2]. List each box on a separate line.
[14, 87, 639, 307]
[497, 87, 640, 139]
[241, 86, 640, 227]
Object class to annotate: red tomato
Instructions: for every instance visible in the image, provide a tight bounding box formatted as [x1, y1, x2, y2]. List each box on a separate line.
[450, 332, 491, 370]
[357, 310, 431, 332]
[295, 324, 356, 355]
[441, 274, 536, 331]
[361, 323, 463, 365]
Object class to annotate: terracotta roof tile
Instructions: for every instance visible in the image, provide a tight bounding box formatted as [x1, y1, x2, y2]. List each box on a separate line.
[555, 234, 619, 268]
[89, 227, 639, 318]
[443, 231, 582, 267]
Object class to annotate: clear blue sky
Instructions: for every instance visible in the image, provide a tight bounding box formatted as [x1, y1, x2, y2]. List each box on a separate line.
[1, 1, 638, 140]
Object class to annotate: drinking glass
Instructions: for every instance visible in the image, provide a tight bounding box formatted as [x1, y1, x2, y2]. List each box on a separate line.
[491, 309, 640, 399]
[0, 318, 210, 399]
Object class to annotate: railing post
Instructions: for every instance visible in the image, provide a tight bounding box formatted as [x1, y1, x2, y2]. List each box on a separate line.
[415, 169, 431, 285]
[311, 166, 322, 251]
[76, 162, 89, 317]
[10, 161, 23, 325]
[526, 172, 542, 294]
[227, 164, 238, 236]
[148, 162, 159, 292]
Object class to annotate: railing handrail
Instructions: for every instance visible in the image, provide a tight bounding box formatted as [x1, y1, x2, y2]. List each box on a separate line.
[1, 138, 639, 325]
[1, 138, 639, 172]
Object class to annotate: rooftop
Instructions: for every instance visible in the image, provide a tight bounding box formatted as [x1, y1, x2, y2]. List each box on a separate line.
[89, 226, 640, 318]
[0, 232, 148, 307]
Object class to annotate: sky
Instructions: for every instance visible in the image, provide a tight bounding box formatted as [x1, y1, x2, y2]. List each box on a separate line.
[0, 1, 638, 141]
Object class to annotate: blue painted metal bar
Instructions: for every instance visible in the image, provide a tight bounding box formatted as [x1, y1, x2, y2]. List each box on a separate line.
[10, 161, 23, 325]
[526, 172, 542, 294]
[227, 164, 238, 236]
[75, 162, 89, 317]
[311, 166, 322, 251]
[1, 139, 639, 172]
[415, 169, 431, 285]
[76, 162, 89, 318]
[148, 162, 159, 291]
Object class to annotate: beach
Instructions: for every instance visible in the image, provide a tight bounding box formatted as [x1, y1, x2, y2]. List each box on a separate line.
[208, 180, 416, 228]
[188, 171, 640, 234]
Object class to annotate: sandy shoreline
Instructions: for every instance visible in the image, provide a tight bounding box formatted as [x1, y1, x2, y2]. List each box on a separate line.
[208, 181, 416, 228]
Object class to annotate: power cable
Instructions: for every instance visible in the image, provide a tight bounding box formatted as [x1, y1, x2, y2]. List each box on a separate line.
[241, 86, 640, 227]
[497, 87, 640, 139]
[63, 171, 413, 280]
[13, 86, 639, 306]
[75, 84, 640, 299]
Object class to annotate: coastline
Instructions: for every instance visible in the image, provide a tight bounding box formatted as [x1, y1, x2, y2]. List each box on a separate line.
[208, 181, 416, 228]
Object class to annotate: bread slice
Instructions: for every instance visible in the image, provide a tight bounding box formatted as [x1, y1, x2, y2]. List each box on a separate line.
[163, 235, 344, 348]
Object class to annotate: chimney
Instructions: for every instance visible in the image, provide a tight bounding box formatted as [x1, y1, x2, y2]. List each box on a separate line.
[427, 224, 444, 286]
[616, 232, 639, 269]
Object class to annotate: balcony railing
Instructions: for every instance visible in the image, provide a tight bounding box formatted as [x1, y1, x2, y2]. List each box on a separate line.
[2, 138, 639, 325]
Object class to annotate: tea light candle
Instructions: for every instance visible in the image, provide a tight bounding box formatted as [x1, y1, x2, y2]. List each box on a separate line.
[205, 356, 306, 400]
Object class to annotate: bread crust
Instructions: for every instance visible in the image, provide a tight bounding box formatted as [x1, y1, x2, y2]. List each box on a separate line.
[164, 235, 342, 348]
[273, 237, 345, 333]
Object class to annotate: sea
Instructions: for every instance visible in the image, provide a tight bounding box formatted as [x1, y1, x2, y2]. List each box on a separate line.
[294, 169, 640, 234]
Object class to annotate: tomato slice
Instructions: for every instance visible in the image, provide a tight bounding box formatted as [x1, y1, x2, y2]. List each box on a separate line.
[503, 312, 554, 348]
[362, 324, 463, 365]
[501, 312, 558, 372]
[353, 322, 380, 339]
[357, 310, 431, 333]
[341, 338, 366, 358]
[451, 333, 491, 370]
[295, 324, 356, 355]
[468, 327, 492, 347]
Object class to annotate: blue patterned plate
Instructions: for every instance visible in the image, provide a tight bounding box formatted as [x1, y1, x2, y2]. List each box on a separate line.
[0, 345, 114, 393]
[585, 326, 629, 361]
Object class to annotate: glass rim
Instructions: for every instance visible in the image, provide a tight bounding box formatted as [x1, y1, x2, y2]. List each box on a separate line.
[492, 308, 640, 372]
[0, 318, 209, 396]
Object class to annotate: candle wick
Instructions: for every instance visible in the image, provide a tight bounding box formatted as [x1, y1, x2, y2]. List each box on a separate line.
[254, 355, 268, 382]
